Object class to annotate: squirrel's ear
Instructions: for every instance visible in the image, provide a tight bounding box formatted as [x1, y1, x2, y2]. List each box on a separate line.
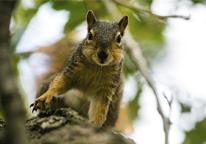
[118, 15, 128, 36]
[87, 10, 97, 32]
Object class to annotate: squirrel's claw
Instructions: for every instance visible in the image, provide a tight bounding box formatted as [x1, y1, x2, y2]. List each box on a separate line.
[32, 107, 36, 113]
[31, 93, 54, 113]
[31, 99, 41, 113]
[30, 103, 34, 108]
[31, 100, 38, 113]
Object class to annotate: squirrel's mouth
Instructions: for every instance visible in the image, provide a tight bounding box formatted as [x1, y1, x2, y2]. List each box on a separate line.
[98, 59, 109, 66]
[97, 59, 109, 66]
[92, 55, 113, 66]
[100, 60, 105, 64]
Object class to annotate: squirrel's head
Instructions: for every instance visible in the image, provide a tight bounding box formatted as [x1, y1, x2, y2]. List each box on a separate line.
[83, 10, 128, 66]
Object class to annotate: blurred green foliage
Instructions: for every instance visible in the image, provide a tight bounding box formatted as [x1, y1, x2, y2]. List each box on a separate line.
[52, 1, 110, 33]
[115, 2, 166, 61]
[123, 50, 138, 78]
[127, 80, 142, 122]
[183, 118, 206, 144]
[180, 102, 191, 113]
[191, 0, 206, 4]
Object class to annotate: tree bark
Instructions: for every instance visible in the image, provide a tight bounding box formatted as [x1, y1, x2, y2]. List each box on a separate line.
[26, 108, 135, 144]
[0, 1, 27, 144]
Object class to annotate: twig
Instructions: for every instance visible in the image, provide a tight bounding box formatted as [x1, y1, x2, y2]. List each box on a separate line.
[162, 93, 173, 144]
[114, 0, 190, 20]
[163, 93, 173, 108]
[104, 1, 172, 144]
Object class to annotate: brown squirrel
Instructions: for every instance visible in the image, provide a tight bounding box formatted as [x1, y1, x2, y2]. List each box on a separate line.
[30, 10, 128, 127]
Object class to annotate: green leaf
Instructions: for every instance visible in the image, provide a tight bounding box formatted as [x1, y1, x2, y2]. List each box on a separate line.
[127, 81, 142, 122]
[183, 117, 206, 144]
[191, 0, 206, 4]
[51, 1, 87, 33]
[180, 102, 191, 113]
[51, 1, 110, 33]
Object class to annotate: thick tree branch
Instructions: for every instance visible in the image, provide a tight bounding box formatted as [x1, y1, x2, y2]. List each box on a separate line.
[114, 0, 190, 20]
[25, 108, 135, 144]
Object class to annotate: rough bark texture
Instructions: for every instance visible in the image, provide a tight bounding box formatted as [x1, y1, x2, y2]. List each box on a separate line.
[0, 1, 27, 144]
[25, 108, 135, 144]
[0, 118, 6, 143]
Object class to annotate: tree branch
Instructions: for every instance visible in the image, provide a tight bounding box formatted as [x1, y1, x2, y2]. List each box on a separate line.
[114, 0, 190, 20]
[25, 108, 135, 144]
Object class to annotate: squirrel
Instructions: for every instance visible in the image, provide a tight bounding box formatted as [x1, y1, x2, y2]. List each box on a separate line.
[30, 10, 128, 128]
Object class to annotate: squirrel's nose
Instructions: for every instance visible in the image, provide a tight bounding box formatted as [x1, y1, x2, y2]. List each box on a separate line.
[98, 51, 108, 59]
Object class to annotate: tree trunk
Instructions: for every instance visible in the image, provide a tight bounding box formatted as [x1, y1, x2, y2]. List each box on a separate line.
[0, 1, 27, 144]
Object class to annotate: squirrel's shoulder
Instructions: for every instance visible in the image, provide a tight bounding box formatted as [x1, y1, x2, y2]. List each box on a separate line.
[70, 38, 87, 56]
[62, 39, 86, 69]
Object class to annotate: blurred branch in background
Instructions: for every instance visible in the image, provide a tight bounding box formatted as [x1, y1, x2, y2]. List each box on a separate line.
[0, 1, 26, 144]
[114, 0, 190, 20]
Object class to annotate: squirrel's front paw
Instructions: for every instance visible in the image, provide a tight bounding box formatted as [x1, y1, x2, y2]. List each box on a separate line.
[30, 93, 55, 113]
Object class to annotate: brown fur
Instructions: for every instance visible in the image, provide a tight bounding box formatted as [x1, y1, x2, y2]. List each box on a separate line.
[31, 10, 128, 127]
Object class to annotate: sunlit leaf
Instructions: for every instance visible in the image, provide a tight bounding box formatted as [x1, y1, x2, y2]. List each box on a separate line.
[134, 0, 153, 8]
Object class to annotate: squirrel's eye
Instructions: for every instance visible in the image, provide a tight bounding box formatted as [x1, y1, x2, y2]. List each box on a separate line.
[116, 34, 121, 43]
[88, 32, 93, 40]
